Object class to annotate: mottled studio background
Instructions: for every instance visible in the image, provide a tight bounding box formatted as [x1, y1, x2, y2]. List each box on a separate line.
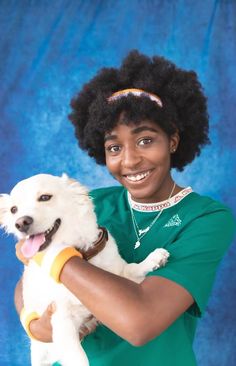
[0, 1, 235, 365]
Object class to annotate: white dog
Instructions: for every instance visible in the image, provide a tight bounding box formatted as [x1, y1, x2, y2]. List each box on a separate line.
[0, 174, 169, 366]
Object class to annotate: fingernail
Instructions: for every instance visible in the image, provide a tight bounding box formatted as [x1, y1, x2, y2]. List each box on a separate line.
[51, 301, 57, 312]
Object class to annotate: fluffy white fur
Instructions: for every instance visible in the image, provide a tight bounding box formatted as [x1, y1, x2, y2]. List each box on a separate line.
[0, 174, 169, 366]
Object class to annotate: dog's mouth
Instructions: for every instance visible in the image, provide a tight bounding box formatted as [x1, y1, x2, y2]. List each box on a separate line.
[21, 218, 61, 259]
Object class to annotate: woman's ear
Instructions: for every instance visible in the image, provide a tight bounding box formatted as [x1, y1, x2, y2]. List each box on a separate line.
[169, 131, 180, 153]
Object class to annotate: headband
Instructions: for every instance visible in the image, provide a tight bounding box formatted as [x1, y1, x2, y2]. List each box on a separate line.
[107, 88, 163, 107]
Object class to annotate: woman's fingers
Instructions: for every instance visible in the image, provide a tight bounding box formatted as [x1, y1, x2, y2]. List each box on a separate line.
[29, 302, 56, 343]
[79, 315, 98, 340]
[47, 301, 57, 315]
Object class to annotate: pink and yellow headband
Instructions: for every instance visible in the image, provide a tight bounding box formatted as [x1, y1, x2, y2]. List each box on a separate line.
[107, 88, 163, 108]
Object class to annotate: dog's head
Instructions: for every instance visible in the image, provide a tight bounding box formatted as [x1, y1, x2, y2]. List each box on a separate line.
[0, 174, 96, 257]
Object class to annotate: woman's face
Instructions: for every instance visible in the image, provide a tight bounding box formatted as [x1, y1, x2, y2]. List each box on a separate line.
[104, 120, 179, 203]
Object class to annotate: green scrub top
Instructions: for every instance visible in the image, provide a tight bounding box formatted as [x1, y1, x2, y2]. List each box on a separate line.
[54, 186, 235, 366]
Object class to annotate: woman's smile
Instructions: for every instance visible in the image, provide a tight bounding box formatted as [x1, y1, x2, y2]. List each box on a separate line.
[124, 169, 152, 183]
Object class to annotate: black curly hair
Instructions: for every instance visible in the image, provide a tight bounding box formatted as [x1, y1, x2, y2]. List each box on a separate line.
[69, 50, 210, 171]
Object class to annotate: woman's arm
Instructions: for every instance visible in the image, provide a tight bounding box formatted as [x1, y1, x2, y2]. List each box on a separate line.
[14, 257, 193, 345]
[59, 256, 194, 346]
[14, 279, 23, 315]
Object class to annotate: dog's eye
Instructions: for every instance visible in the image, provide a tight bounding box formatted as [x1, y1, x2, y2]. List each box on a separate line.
[10, 206, 18, 214]
[38, 194, 52, 202]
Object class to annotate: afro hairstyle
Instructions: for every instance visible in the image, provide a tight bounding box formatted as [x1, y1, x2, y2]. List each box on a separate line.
[69, 50, 210, 171]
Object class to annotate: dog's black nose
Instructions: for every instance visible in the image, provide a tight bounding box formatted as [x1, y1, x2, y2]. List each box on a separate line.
[15, 216, 33, 233]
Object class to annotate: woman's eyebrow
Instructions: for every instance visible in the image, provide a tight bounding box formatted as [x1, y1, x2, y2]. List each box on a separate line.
[131, 126, 159, 134]
[104, 134, 117, 142]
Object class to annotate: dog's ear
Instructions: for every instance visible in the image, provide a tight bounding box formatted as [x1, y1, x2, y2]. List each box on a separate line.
[61, 173, 78, 185]
[61, 173, 69, 180]
[61, 173, 77, 184]
[0, 194, 10, 225]
[60, 174, 89, 197]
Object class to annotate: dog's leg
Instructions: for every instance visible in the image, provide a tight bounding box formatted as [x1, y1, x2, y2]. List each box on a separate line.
[122, 248, 169, 283]
[30, 340, 52, 366]
[51, 311, 90, 366]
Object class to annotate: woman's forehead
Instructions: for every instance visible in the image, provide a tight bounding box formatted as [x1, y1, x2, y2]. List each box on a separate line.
[104, 120, 164, 138]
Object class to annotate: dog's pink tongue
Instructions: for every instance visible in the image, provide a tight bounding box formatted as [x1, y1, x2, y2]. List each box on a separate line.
[21, 234, 45, 258]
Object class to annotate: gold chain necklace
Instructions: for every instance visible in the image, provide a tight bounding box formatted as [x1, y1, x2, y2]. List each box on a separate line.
[129, 182, 176, 249]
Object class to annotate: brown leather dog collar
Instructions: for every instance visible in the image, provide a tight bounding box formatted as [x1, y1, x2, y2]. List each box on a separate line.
[79, 227, 108, 261]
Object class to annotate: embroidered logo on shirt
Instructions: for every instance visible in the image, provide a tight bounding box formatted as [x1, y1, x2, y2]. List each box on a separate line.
[164, 214, 182, 227]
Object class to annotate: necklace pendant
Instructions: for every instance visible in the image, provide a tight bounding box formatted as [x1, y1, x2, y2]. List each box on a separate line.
[138, 227, 150, 236]
[134, 240, 141, 249]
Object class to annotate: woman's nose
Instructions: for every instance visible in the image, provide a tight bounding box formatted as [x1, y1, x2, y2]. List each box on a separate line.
[121, 147, 142, 169]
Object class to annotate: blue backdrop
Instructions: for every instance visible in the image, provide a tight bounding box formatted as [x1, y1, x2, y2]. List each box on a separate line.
[0, 1, 235, 365]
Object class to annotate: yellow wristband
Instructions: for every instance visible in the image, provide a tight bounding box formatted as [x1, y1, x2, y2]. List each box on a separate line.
[20, 308, 40, 340]
[33, 245, 83, 283]
[50, 247, 83, 283]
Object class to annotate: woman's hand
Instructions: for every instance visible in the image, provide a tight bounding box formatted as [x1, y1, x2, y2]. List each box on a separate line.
[29, 303, 97, 342]
[79, 315, 98, 341]
[29, 302, 55, 342]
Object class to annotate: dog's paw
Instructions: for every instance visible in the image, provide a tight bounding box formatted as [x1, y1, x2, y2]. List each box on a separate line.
[146, 248, 170, 271]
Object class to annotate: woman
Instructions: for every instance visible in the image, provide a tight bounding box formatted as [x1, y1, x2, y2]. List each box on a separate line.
[15, 50, 235, 366]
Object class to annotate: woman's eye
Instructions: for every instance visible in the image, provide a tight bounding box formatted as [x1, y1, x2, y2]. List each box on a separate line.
[138, 138, 152, 146]
[38, 194, 53, 202]
[106, 145, 121, 153]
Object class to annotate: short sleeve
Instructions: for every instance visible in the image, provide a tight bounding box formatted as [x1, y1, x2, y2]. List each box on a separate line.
[147, 206, 236, 317]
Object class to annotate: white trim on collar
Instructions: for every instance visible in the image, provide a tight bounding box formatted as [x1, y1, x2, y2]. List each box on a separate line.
[127, 187, 193, 212]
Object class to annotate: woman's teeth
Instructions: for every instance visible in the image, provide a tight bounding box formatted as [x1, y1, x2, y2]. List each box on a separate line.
[125, 170, 151, 182]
